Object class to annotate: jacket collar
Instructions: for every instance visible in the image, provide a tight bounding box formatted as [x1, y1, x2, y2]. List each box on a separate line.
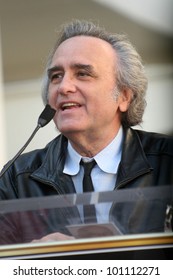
[32, 127, 152, 191]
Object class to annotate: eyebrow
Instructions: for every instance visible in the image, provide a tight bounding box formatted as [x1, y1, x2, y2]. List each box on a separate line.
[47, 63, 97, 77]
[47, 66, 63, 78]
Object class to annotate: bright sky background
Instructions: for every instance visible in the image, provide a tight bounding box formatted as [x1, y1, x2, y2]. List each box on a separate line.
[94, 0, 173, 35]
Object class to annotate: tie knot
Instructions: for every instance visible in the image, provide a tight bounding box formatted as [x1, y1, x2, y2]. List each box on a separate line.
[80, 160, 96, 176]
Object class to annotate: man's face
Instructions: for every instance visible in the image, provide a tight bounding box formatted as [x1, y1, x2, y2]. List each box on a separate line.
[48, 36, 124, 139]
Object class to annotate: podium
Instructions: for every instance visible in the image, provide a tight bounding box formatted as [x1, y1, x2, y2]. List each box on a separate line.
[0, 186, 172, 259]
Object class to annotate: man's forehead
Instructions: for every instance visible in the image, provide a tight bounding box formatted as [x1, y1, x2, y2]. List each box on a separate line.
[50, 36, 116, 72]
[54, 35, 115, 55]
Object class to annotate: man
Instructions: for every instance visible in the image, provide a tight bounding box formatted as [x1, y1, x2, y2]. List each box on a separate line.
[0, 20, 172, 244]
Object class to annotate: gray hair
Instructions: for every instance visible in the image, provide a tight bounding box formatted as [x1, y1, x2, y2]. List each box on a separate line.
[42, 20, 148, 126]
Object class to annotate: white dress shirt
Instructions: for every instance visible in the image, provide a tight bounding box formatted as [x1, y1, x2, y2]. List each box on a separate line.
[63, 126, 123, 223]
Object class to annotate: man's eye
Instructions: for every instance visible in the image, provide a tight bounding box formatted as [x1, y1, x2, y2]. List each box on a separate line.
[50, 73, 63, 82]
[77, 71, 90, 77]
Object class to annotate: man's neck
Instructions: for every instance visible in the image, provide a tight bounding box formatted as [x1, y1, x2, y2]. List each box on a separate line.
[66, 126, 121, 157]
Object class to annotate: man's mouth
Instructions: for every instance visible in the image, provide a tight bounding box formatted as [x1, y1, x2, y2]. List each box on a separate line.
[61, 102, 81, 111]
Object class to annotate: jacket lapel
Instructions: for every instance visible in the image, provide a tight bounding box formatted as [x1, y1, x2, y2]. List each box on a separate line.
[32, 135, 76, 194]
[116, 127, 153, 189]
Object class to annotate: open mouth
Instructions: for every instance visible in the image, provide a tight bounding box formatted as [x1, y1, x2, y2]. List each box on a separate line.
[61, 102, 81, 111]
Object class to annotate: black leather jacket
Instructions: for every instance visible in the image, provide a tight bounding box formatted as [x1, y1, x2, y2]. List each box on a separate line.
[0, 127, 173, 244]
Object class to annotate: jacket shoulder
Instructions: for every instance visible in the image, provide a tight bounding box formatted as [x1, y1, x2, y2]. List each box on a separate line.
[134, 129, 173, 156]
[4, 134, 65, 174]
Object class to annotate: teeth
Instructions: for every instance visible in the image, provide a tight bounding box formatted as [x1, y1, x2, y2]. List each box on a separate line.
[62, 103, 80, 110]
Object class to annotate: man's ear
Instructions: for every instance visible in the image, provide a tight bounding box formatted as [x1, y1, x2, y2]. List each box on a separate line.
[118, 88, 133, 112]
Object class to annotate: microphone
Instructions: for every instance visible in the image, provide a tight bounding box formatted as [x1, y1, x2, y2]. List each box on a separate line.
[0, 104, 56, 178]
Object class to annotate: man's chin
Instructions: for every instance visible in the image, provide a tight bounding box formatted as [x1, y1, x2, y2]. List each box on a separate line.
[59, 126, 83, 135]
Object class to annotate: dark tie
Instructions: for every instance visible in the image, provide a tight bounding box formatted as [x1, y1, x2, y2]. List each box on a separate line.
[80, 160, 97, 223]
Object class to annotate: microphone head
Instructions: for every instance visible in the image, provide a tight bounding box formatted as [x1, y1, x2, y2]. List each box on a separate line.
[38, 104, 56, 127]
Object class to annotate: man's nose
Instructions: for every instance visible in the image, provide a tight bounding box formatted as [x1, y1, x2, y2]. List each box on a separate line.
[58, 74, 76, 95]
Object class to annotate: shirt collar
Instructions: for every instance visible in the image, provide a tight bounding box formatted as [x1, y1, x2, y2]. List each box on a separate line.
[63, 140, 81, 175]
[63, 126, 123, 175]
[94, 126, 123, 174]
